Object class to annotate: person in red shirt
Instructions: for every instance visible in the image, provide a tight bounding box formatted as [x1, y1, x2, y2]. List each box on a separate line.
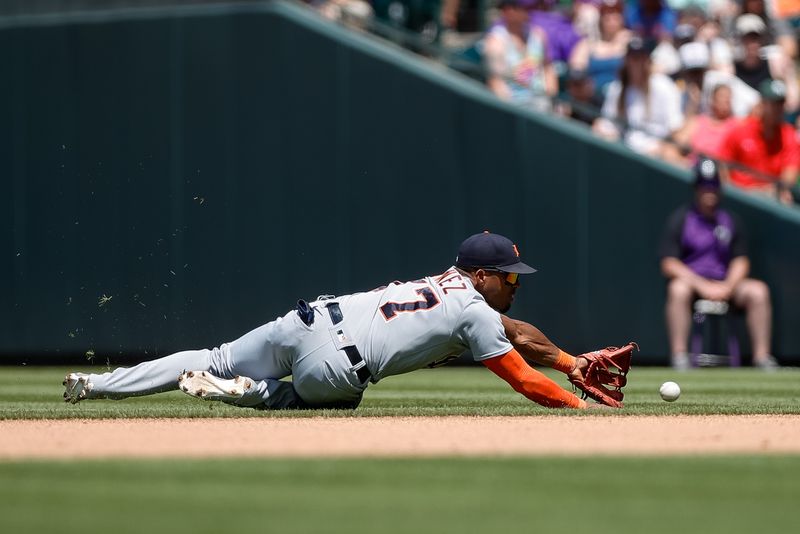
[718, 79, 799, 205]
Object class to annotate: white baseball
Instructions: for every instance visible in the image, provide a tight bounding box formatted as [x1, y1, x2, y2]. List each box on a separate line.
[659, 381, 681, 402]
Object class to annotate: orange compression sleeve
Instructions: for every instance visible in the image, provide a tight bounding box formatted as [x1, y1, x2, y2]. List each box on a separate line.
[483, 349, 586, 409]
[552, 350, 577, 374]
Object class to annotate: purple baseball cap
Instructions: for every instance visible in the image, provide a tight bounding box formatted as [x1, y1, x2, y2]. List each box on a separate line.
[456, 232, 537, 274]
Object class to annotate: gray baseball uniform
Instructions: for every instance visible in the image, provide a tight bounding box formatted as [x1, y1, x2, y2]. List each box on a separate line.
[84, 266, 512, 409]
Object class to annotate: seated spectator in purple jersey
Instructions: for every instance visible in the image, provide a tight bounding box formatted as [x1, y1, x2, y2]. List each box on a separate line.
[527, 0, 582, 66]
[659, 158, 777, 371]
[625, 0, 677, 42]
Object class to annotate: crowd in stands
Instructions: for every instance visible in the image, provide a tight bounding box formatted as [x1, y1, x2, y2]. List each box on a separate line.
[480, 0, 800, 205]
[309, 0, 800, 205]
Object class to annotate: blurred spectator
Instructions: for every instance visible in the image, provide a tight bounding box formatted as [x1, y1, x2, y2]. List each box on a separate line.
[772, 0, 800, 21]
[676, 41, 759, 118]
[676, 42, 711, 117]
[673, 22, 696, 48]
[372, 0, 442, 43]
[625, 0, 679, 76]
[528, 0, 583, 71]
[440, 0, 484, 32]
[665, 0, 715, 11]
[483, 0, 558, 111]
[718, 79, 799, 204]
[677, 5, 734, 73]
[738, 0, 798, 58]
[557, 69, 604, 125]
[569, 0, 632, 98]
[733, 14, 799, 113]
[593, 37, 684, 158]
[659, 158, 777, 370]
[572, 0, 602, 41]
[672, 82, 738, 163]
[316, 0, 373, 29]
[625, 0, 678, 42]
[734, 14, 772, 91]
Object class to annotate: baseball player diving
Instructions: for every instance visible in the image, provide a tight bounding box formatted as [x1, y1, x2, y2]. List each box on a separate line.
[63, 232, 635, 409]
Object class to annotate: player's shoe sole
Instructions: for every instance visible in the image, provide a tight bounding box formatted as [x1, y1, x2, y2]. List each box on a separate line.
[63, 372, 93, 404]
[177, 371, 252, 402]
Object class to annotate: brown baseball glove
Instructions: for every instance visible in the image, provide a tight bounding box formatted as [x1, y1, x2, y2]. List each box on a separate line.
[568, 342, 637, 408]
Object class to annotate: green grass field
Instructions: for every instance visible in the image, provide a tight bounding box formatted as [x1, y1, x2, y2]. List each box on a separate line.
[2, 456, 798, 534]
[2, 365, 799, 418]
[1, 366, 799, 534]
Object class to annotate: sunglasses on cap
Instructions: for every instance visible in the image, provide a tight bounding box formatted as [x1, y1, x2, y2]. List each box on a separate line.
[485, 270, 520, 286]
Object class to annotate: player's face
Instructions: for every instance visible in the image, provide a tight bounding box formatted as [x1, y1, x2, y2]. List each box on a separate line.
[475, 270, 520, 313]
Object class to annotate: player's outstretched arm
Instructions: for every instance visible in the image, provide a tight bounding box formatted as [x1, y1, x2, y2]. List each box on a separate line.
[482, 349, 588, 409]
[501, 315, 579, 375]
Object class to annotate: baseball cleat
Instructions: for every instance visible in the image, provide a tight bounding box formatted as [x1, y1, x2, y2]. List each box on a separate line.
[177, 371, 252, 402]
[63, 372, 93, 404]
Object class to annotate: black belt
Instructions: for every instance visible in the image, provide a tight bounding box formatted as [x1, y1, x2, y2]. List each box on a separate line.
[326, 302, 371, 384]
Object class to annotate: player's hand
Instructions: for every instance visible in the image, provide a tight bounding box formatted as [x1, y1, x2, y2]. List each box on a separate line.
[567, 356, 589, 387]
[570, 343, 636, 408]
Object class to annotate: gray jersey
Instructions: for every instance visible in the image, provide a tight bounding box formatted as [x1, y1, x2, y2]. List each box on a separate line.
[77, 267, 513, 410]
[336, 266, 512, 381]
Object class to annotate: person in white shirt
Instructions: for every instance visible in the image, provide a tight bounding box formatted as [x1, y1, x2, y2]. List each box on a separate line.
[593, 37, 684, 158]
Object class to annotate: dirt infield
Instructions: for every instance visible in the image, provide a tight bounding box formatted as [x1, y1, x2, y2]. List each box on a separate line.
[2, 415, 800, 459]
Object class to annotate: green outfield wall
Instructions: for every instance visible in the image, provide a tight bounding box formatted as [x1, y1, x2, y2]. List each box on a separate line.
[3, 1, 800, 365]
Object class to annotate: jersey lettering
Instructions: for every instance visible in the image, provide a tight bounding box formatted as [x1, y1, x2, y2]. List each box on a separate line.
[380, 286, 441, 321]
[436, 269, 467, 294]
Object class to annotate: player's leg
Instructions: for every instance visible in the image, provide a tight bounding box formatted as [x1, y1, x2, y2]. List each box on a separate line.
[177, 371, 310, 409]
[64, 312, 298, 404]
[227, 308, 366, 408]
[665, 278, 694, 369]
[175, 308, 367, 409]
[64, 347, 220, 403]
[208, 310, 300, 382]
[177, 309, 354, 409]
[289, 350, 367, 409]
[731, 278, 776, 368]
[178, 361, 364, 410]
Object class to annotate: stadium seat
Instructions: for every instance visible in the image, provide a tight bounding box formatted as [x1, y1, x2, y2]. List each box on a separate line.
[690, 299, 741, 367]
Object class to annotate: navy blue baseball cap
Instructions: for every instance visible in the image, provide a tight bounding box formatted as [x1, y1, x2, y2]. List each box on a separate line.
[694, 158, 721, 190]
[455, 232, 537, 274]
